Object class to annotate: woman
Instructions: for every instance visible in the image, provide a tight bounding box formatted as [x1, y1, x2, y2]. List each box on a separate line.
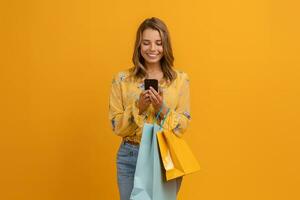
[109, 17, 191, 200]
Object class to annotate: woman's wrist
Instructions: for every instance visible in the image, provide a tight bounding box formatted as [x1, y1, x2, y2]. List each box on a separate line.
[135, 99, 146, 115]
[159, 104, 169, 120]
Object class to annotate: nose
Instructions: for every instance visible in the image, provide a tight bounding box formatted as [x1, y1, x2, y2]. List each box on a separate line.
[150, 43, 156, 51]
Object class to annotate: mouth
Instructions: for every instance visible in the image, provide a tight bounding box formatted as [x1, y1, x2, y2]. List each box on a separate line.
[146, 53, 159, 58]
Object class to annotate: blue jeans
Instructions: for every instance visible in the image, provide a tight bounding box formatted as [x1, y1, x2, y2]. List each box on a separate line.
[116, 141, 182, 200]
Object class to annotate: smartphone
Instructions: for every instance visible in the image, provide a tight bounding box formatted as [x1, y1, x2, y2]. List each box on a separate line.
[144, 79, 158, 92]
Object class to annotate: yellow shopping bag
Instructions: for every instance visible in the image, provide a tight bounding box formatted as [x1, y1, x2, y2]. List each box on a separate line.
[157, 129, 201, 181]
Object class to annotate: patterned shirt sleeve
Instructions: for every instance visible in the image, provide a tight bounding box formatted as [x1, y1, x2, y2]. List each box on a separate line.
[161, 72, 191, 137]
[108, 72, 146, 137]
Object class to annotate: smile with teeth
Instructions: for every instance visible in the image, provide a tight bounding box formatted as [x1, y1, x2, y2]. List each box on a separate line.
[147, 53, 159, 58]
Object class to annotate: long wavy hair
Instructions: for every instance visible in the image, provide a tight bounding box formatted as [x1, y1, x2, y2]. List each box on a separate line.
[130, 17, 177, 83]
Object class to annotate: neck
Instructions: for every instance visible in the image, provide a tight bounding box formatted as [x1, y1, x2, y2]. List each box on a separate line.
[145, 62, 162, 74]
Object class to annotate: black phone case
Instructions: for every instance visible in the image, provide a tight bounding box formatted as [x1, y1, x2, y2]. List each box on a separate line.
[144, 79, 158, 92]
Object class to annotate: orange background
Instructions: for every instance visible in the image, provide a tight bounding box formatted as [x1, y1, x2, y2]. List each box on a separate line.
[1, 0, 299, 199]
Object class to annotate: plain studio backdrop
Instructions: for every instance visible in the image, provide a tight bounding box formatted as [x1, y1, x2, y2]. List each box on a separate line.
[0, 0, 299, 199]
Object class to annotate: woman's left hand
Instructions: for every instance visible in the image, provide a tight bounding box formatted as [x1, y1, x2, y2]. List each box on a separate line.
[147, 86, 163, 113]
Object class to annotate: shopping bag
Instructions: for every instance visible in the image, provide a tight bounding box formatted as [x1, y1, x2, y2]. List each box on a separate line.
[157, 128, 201, 181]
[130, 122, 177, 200]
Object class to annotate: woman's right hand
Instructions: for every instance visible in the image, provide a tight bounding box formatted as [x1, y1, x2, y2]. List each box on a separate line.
[138, 90, 151, 115]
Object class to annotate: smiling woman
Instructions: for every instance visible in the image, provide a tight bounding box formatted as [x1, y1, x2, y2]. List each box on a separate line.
[140, 29, 164, 64]
[109, 17, 191, 200]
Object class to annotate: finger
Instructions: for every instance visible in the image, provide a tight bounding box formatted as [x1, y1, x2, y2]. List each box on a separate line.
[145, 98, 151, 104]
[142, 96, 150, 106]
[149, 94, 155, 104]
[150, 87, 163, 104]
[142, 90, 148, 97]
[148, 90, 159, 104]
[150, 87, 159, 97]
[142, 91, 148, 99]
[144, 94, 150, 101]
[151, 87, 164, 104]
[140, 91, 146, 99]
[144, 90, 151, 98]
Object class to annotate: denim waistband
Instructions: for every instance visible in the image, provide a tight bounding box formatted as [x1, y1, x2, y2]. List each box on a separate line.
[122, 141, 140, 149]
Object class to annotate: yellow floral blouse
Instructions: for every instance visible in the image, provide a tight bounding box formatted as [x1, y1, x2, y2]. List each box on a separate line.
[109, 68, 191, 144]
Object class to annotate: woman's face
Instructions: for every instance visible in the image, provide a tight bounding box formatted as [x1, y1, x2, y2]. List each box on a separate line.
[140, 28, 163, 66]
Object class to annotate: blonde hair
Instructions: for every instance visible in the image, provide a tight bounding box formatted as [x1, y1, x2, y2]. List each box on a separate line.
[130, 17, 177, 83]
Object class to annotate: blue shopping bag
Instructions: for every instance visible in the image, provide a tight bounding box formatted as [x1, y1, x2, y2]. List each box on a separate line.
[130, 109, 177, 200]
